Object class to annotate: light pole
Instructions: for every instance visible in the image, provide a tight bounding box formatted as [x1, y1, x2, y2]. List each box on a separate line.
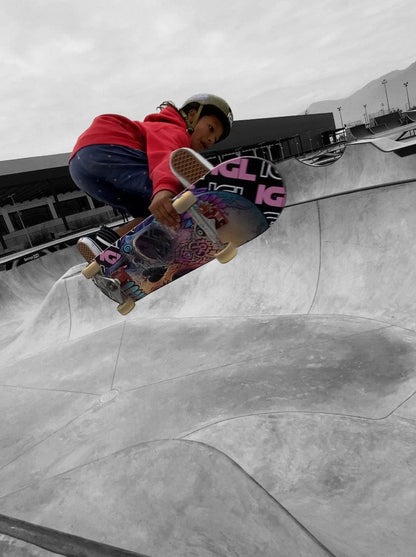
[403, 81, 411, 110]
[382, 79, 391, 113]
[8, 194, 33, 248]
[337, 106, 344, 128]
[363, 104, 369, 126]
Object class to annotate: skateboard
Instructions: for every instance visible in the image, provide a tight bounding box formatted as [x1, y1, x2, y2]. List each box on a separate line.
[81, 153, 286, 314]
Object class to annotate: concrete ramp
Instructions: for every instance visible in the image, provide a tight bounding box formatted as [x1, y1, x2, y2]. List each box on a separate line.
[1, 136, 416, 556]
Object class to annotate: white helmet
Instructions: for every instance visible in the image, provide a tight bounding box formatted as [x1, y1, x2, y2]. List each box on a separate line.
[180, 93, 233, 139]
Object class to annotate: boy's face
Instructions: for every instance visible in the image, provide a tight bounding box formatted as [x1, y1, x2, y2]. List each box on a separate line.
[188, 110, 224, 152]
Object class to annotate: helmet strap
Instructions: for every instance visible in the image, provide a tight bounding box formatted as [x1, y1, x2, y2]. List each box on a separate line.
[180, 105, 203, 133]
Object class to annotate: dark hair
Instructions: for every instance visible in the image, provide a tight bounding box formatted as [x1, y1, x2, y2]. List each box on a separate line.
[157, 100, 178, 111]
[178, 101, 198, 115]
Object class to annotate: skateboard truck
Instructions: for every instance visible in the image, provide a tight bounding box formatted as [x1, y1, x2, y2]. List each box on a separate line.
[92, 274, 125, 305]
[172, 191, 237, 264]
[82, 264, 136, 315]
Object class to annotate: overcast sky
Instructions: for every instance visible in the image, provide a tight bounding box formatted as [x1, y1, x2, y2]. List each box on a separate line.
[1, 0, 415, 161]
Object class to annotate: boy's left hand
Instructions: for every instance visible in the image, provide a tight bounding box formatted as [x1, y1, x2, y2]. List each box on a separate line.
[149, 190, 181, 229]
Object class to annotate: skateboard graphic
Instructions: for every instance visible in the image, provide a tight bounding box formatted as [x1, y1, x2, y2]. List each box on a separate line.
[82, 153, 286, 314]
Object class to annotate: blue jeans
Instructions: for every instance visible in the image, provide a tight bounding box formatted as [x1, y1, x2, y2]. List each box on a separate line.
[69, 145, 153, 217]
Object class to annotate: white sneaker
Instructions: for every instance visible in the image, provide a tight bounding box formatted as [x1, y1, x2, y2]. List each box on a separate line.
[77, 226, 119, 262]
[170, 148, 213, 187]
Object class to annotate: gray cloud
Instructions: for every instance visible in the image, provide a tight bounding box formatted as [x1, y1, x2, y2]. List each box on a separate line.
[1, 0, 415, 160]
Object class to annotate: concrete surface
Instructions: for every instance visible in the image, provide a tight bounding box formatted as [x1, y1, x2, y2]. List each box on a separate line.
[1, 134, 416, 556]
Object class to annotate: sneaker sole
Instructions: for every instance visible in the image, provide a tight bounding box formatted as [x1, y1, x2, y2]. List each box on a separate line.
[170, 148, 213, 187]
[77, 241, 98, 263]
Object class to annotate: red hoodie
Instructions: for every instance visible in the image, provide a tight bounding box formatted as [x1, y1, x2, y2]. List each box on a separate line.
[70, 106, 191, 197]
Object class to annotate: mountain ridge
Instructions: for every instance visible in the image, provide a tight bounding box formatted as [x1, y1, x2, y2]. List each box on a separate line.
[306, 60, 416, 126]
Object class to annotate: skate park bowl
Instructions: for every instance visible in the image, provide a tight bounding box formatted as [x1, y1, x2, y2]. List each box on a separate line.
[1, 133, 416, 556]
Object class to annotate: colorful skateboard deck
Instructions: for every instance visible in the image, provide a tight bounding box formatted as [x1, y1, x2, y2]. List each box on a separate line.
[82, 155, 286, 314]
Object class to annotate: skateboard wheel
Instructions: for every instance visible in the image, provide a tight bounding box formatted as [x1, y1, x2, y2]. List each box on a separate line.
[172, 191, 197, 214]
[216, 242, 237, 264]
[82, 260, 100, 279]
[117, 298, 135, 315]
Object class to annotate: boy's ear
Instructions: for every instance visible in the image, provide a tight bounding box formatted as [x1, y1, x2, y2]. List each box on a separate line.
[187, 108, 197, 124]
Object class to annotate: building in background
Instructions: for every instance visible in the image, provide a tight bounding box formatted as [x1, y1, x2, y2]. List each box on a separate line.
[205, 112, 336, 164]
[0, 154, 120, 255]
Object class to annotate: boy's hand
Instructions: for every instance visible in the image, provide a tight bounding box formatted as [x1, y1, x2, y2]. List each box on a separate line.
[149, 190, 181, 229]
